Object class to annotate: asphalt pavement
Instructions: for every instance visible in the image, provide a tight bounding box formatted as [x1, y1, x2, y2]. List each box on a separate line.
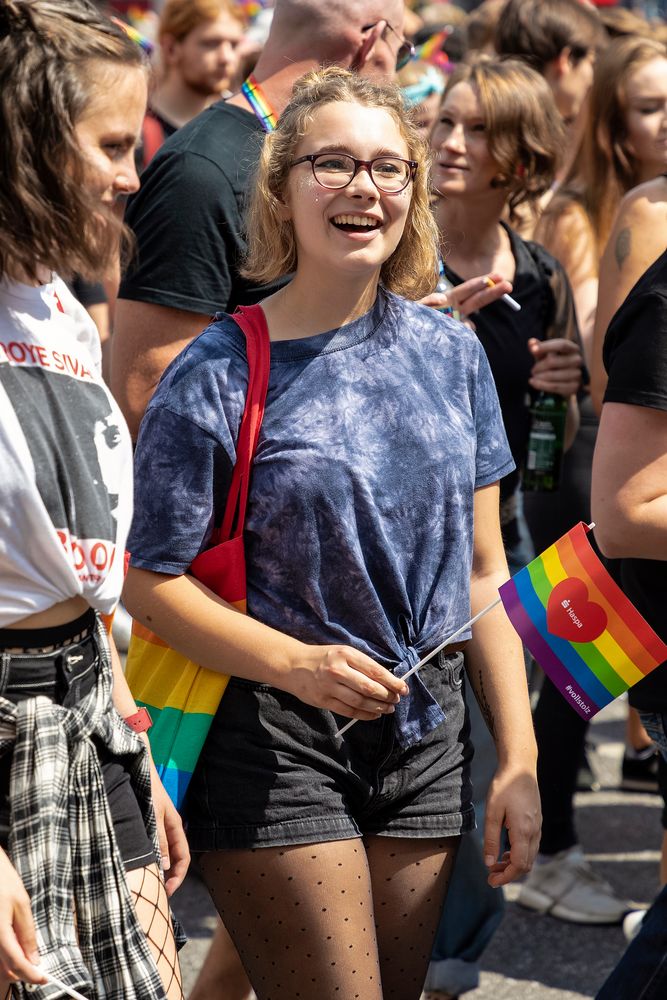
[171, 696, 663, 999]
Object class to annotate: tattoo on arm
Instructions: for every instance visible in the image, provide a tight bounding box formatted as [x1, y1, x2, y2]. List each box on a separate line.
[477, 669, 498, 742]
[614, 227, 631, 270]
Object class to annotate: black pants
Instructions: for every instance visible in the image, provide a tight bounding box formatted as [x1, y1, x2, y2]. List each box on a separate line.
[524, 396, 597, 854]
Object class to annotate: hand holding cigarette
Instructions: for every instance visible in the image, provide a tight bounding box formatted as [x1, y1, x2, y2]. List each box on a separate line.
[420, 271, 516, 318]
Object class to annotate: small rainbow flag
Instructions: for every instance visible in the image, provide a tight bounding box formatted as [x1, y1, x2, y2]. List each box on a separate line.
[415, 28, 451, 71]
[499, 522, 667, 718]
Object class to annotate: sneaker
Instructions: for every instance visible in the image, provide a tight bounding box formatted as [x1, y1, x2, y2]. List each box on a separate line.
[623, 908, 648, 942]
[517, 845, 630, 924]
[621, 746, 660, 793]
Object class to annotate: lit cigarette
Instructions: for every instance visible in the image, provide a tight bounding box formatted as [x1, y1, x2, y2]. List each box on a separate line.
[484, 276, 521, 312]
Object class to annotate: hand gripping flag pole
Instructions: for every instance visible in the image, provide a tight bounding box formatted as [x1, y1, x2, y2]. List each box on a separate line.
[336, 596, 502, 739]
[336, 522, 667, 738]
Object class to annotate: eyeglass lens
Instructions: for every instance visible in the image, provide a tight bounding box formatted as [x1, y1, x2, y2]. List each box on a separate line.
[312, 154, 411, 192]
[384, 22, 413, 70]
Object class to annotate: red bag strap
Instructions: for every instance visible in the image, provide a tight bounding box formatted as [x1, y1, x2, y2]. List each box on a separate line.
[216, 304, 270, 543]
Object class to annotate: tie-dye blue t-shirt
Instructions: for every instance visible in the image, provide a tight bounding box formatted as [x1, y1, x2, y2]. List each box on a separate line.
[129, 289, 514, 744]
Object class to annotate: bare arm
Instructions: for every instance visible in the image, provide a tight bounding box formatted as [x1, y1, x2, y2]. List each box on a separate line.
[591, 403, 667, 559]
[535, 200, 598, 366]
[123, 567, 408, 720]
[111, 300, 210, 439]
[465, 484, 541, 886]
[591, 184, 667, 414]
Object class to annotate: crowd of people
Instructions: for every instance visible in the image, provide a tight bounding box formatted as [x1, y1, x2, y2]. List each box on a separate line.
[0, 1, 666, 999]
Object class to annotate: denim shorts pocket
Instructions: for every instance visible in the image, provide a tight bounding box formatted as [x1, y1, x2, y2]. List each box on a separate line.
[436, 651, 465, 691]
[60, 643, 100, 707]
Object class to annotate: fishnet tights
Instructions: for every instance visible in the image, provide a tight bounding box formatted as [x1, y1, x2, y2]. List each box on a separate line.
[127, 862, 184, 1000]
[0, 863, 183, 1000]
[200, 834, 458, 1000]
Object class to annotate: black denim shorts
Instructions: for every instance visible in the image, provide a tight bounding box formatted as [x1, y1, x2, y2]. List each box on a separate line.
[0, 612, 155, 872]
[184, 650, 475, 851]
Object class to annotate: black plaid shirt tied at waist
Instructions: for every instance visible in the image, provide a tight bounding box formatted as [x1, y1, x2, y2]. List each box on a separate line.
[0, 617, 179, 1000]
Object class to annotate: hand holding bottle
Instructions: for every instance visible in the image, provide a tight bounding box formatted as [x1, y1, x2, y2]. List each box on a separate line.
[528, 338, 583, 397]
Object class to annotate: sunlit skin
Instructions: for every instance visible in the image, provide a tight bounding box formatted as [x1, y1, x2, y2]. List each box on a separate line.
[623, 57, 667, 184]
[74, 63, 146, 206]
[547, 47, 596, 128]
[357, 1, 406, 82]
[281, 101, 413, 294]
[411, 91, 441, 141]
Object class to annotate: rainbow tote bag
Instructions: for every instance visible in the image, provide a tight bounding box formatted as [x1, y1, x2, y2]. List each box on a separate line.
[125, 305, 270, 808]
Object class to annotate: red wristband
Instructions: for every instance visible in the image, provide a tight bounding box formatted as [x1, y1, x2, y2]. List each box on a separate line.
[124, 707, 153, 733]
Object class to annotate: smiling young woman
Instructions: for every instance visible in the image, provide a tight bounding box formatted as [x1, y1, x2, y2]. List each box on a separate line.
[124, 66, 540, 1000]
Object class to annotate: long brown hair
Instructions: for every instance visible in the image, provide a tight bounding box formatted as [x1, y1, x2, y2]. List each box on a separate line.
[552, 34, 667, 255]
[242, 67, 440, 300]
[0, 0, 145, 282]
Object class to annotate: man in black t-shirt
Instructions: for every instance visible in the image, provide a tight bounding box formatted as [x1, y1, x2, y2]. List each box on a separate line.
[592, 248, 667, 1000]
[113, 0, 409, 438]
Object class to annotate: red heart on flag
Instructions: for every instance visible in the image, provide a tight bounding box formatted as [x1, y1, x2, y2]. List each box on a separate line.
[546, 578, 607, 644]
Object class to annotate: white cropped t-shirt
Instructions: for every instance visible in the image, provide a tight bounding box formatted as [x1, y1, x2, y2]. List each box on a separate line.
[0, 275, 132, 625]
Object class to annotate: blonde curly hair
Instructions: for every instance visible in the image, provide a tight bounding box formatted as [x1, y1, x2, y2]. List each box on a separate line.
[242, 66, 439, 300]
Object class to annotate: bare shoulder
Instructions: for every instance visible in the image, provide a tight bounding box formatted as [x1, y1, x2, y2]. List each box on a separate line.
[604, 179, 667, 276]
[616, 176, 667, 224]
[535, 194, 596, 286]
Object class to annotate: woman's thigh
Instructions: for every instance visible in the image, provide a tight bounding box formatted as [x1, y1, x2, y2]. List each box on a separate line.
[364, 834, 460, 1000]
[200, 833, 460, 1000]
[200, 838, 384, 1000]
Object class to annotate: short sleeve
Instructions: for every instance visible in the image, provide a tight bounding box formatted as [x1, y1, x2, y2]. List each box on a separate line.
[120, 149, 236, 315]
[473, 342, 516, 488]
[128, 406, 233, 574]
[604, 289, 667, 413]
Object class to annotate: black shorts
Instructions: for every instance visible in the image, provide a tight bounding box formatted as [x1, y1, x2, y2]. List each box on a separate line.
[0, 611, 155, 872]
[184, 649, 475, 851]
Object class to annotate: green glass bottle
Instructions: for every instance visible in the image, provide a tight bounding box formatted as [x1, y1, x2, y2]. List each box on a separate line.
[522, 392, 567, 493]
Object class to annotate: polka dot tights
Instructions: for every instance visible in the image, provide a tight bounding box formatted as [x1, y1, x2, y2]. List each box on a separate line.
[200, 835, 459, 1000]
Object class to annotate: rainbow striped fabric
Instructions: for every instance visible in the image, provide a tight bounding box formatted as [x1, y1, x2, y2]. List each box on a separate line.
[240, 73, 278, 132]
[499, 522, 667, 718]
[125, 537, 245, 808]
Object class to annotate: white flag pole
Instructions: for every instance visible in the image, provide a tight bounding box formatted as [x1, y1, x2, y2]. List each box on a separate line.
[335, 595, 502, 739]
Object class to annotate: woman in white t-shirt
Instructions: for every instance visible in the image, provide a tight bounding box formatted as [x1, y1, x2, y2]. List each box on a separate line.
[0, 3, 187, 998]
